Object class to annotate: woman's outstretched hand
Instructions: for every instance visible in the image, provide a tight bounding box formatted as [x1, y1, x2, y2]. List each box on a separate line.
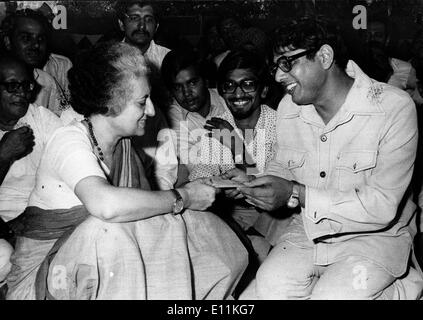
[182, 179, 217, 211]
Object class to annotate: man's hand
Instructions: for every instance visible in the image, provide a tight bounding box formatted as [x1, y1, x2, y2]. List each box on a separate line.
[238, 175, 293, 212]
[0, 126, 35, 164]
[204, 117, 234, 132]
[204, 117, 237, 150]
[220, 168, 255, 199]
[221, 167, 254, 183]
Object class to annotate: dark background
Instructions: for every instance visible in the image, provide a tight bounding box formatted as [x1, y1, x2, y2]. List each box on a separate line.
[2, 0, 422, 62]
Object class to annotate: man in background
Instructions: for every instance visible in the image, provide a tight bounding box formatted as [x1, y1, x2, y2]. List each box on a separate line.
[0, 55, 62, 295]
[116, 0, 169, 70]
[1, 9, 71, 116]
[161, 47, 229, 185]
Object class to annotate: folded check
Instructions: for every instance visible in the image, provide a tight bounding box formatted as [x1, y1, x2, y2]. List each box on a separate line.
[209, 176, 245, 189]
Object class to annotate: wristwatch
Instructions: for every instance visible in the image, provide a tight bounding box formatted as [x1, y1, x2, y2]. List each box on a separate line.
[170, 189, 184, 215]
[287, 181, 300, 208]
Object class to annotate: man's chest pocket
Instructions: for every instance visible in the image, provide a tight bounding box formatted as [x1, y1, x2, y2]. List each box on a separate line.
[279, 148, 307, 181]
[336, 150, 377, 191]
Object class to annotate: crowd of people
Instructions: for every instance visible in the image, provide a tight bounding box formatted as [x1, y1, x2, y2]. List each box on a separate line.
[1, 0, 423, 300]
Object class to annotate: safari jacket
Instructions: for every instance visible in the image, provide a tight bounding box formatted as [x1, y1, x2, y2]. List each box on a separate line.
[266, 60, 418, 276]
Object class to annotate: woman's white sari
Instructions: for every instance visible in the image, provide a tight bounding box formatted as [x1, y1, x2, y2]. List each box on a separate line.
[7, 138, 248, 299]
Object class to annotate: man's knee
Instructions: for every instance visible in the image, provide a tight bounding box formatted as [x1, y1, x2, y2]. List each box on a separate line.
[255, 244, 314, 299]
[311, 257, 396, 300]
[311, 280, 376, 300]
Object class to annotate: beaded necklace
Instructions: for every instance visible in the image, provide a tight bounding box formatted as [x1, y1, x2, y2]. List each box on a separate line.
[85, 117, 104, 161]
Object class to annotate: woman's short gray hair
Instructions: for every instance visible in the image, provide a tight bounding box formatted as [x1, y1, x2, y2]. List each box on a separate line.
[108, 42, 150, 115]
[68, 41, 150, 117]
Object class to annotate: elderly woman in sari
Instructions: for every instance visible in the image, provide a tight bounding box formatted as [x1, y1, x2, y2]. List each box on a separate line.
[6, 41, 248, 300]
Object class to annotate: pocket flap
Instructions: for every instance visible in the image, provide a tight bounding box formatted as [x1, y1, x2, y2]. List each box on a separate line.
[337, 150, 377, 172]
[280, 148, 306, 169]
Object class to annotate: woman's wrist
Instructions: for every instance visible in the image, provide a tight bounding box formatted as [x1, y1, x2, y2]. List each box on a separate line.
[176, 187, 190, 209]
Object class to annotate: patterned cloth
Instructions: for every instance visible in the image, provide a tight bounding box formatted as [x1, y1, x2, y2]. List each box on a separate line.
[185, 104, 288, 247]
[189, 104, 277, 180]
[167, 89, 230, 180]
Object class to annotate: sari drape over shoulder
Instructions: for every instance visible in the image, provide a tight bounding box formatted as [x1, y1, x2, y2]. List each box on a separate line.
[7, 138, 247, 300]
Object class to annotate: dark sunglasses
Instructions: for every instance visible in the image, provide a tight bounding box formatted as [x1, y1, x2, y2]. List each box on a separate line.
[221, 79, 258, 94]
[270, 49, 316, 76]
[0, 81, 35, 94]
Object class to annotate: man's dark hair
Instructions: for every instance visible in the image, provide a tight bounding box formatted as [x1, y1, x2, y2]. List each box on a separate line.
[115, 0, 162, 22]
[161, 47, 207, 90]
[271, 17, 350, 70]
[1, 8, 52, 39]
[217, 49, 270, 95]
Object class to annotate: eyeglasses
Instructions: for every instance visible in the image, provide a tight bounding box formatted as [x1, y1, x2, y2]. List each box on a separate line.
[270, 49, 315, 75]
[0, 81, 35, 94]
[221, 79, 258, 94]
[124, 13, 156, 25]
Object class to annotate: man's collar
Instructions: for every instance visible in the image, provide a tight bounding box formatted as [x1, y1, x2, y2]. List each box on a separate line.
[171, 89, 220, 120]
[121, 37, 153, 54]
[0, 103, 32, 132]
[144, 39, 156, 55]
[342, 60, 385, 114]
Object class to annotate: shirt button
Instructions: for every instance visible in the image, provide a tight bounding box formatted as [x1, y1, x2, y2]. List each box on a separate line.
[320, 171, 326, 178]
[320, 134, 327, 142]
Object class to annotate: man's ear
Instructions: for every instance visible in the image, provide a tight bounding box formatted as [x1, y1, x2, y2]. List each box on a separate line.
[118, 19, 124, 32]
[4, 35, 11, 51]
[318, 44, 334, 70]
[260, 85, 269, 99]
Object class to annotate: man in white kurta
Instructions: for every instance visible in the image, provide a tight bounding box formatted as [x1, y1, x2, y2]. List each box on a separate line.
[0, 55, 62, 289]
[0, 103, 62, 222]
